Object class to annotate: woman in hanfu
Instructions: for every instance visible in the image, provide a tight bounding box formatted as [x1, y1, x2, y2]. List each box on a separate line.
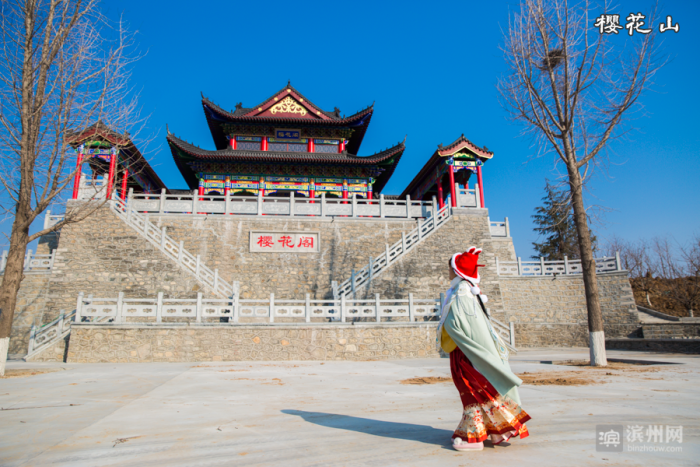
[438, 247, 530, 452]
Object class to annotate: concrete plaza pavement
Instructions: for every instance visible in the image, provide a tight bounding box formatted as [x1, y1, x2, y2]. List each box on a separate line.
[1, 348, 698, 466]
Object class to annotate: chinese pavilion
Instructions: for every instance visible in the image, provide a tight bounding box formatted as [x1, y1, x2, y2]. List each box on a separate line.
[166, 83, 405, 199]
[400, 134, 493, 208]
[67, 120, 167, 199]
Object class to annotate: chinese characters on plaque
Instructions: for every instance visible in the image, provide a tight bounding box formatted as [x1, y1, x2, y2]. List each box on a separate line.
[250, 231, 320, 253]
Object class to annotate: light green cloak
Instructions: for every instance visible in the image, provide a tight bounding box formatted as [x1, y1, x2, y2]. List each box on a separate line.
[442, 280, 523, 404]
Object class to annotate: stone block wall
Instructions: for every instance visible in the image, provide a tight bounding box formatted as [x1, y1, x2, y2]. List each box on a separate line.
[642, 323, 700, 339]
[1, 273, 51, 355]
[66, 323, 440, 363]
[42, 204, 215, 322]
[499, 271, 640, 347]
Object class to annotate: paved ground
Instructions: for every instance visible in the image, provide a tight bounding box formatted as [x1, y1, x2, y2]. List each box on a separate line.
[1, 348, 698, 466]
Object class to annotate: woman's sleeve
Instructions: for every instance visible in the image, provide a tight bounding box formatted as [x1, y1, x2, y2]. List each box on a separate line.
[444, 295, 522, 396]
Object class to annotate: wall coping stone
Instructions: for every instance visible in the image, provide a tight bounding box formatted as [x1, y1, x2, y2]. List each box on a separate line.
[73, 322, 439, 330]
[500, 270, 630, 281]
[148, 214, 422, 224]
[452, 208, 489, 217]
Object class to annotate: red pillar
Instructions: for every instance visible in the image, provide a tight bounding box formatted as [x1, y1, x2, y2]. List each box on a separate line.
[476, 164, 485, 208]
[72, 146, 84, 199]
[120, 168, 129, 201]
[261, 137, 268, 151]
[448, 164, 457, 208]
[308, 138, 315, 153]
[106, 148, 117, 197]
[437, 176, 444, 209]
[259, 177, 265, 196]
[230, 137, 237, 150]
[309, 179, 315, 204]
[224, 176, 230, 197]
[338, 140, 345, 153]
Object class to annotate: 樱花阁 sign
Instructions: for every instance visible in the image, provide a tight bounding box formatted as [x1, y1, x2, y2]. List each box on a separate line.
[250, 231, 320, 253]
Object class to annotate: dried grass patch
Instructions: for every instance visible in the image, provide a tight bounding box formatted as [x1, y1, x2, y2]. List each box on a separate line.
[400, 376, 452, 385]
[1, 368, 67, 379]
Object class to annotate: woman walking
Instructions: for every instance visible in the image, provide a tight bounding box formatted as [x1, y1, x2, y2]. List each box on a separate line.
[438, 247, 530, 451]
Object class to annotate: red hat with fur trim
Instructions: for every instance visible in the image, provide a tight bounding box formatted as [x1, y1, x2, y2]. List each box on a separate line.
[451, 247, 485, 284]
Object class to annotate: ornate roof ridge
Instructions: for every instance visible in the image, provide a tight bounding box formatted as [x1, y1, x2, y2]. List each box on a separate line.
[437, 134, 493, 158]
[166, 132, 404, 164]
[201, 85, 374, 124]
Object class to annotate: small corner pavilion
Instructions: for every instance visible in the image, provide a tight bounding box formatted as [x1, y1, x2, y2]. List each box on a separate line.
[66, 120, 166, 200]
[400, 134, 493, 208]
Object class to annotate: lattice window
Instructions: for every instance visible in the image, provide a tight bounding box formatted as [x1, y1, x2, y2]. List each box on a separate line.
[269, 143, 287, 152]
[288, 143, 307, 152]
[238, 142, 261, 151]
[315, 144, 338, 154]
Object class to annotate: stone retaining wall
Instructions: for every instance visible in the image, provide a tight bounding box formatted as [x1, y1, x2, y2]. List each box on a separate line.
[66, 323, 441, 363]
[642, 323, 700, 339]
[606, 338, 700, 354]
[500, 271, 640, 347]
[1, 274, 51, 355]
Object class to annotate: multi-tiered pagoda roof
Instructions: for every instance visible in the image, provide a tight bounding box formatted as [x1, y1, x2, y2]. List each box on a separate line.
[167, 83, 405, 198]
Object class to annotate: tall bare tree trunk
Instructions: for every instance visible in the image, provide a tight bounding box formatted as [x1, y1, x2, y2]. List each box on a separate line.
[567, 164, 606, 366]
[0, 208, 30, 374]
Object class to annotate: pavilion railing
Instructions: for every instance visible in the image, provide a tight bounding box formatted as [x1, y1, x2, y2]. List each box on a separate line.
[76, 174, 108, 200]
[497, 253, 622, 276]
[0, 249, 55, 275]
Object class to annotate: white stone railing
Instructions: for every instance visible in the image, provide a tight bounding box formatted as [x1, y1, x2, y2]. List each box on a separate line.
[336, 205, 453, 298]
[73, 291, 442, 324]
[26, 310, 75, 358]
[0, 249, 55, 274]
[110, 197, 236, 298]
[497, 253, 622, 276]
[456, 186, 480, 208]
[43, 210, 65, 230]
[128, 189, 436, 219]
[76, 174, 108, 200]
[489, 218, 510, 237]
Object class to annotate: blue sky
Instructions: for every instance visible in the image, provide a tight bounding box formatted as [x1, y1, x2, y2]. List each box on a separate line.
[20, 0, 700, 258]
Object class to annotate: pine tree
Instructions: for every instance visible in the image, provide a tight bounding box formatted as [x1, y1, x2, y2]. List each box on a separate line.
[531, 181, 596, 260]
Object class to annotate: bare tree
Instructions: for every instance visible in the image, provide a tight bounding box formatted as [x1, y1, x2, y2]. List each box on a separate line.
[0, 0, 142, 375]
[607, 236, 656, 307]
[498, 0, 663, 365]
[653, 236, 700, 317]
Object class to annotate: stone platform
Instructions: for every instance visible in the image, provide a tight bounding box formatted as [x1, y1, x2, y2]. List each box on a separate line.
[1, 348, 698, 466]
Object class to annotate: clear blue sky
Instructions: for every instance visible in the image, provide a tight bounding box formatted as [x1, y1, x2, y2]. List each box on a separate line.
[24, 0, 700, 258]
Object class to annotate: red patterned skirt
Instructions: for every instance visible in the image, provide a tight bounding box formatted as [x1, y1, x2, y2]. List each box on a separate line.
[449, 346, 530, 443]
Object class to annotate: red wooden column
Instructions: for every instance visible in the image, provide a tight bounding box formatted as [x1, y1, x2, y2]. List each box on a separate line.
[106, 148, 117, 197]
[120, 168, 129, 201]
[198, 178, 205, 196]
[437, 172, 444, 209]
[307, 138, 315, 153]
[71, 145, 84, 199]
[342, 180, 348, 204]
[476, 164, 485, 208]
[261, 137, 268, 151]
[448, 164, 457, 207]
[309, 179, 315, 204]
[224, 176, 230, 197]
[259, 176, 265, 196]
[229, 136, 237, 150]
[338, 139, 346, 153]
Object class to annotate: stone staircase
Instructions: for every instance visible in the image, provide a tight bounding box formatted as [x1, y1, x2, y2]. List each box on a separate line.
[110, 197, 236, 298]
[24, 197, 237, 360]
[333, 205, 453, 299]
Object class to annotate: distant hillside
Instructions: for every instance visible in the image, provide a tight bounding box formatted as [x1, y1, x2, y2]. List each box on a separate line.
[630, 277, 698, 317]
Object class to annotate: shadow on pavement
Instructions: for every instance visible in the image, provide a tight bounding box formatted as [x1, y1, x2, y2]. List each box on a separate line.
[282, 409, 453, 447]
